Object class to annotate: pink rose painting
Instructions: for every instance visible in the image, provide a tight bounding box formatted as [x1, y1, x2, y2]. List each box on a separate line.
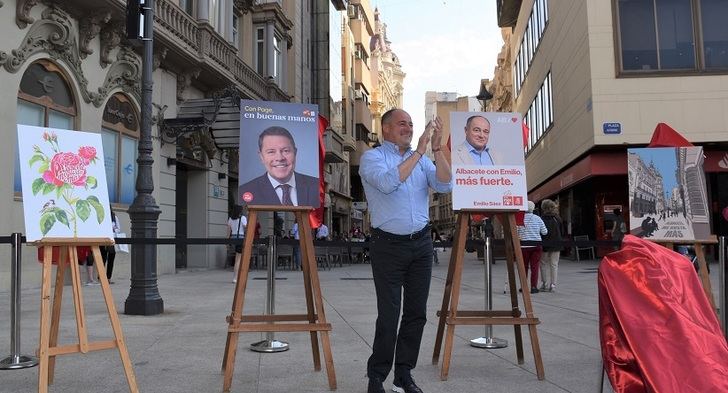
[18, 126, 110, 240]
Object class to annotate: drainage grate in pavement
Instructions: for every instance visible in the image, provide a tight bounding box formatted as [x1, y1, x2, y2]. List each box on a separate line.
[340, 277, 374, 280]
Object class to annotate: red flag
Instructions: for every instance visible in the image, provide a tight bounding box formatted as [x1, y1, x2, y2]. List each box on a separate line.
[522, 120, 530, 148]
[309, 115, 328, 229]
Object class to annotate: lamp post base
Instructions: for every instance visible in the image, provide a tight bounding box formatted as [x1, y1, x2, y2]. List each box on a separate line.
[0, 354, 38, 370]
[469, 336, 508, 349]
[249, 339, 289, 353]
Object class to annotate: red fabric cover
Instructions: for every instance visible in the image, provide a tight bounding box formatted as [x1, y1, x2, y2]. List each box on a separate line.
[647, 123, 693, 148]
[37, 246, 92, 264]
[308, 114, 328, 229]
[599, 235, 728, 392]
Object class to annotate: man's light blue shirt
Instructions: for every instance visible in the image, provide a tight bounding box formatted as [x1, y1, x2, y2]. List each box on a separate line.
[465, 140, 494, 165]
[359, 141, 453, 235]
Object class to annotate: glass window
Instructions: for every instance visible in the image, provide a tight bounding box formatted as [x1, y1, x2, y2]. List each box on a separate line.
[656, 0, 695, 69]
[618, 0, 658, 70]
[15, 60, 76, 194]
[180, 0, 194, 15]
[273, 33, 282, 83]
[700, 0, 728, 69]
[232, 14, 239, 49]
[255, 27, 265, 74]
[102, 93, 139, 204]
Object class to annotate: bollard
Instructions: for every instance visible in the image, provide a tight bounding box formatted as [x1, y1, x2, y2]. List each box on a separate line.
[250, 235, 289, 353]
[719, 236, 726, 340]
[470, 221, 508, 349]
[0, 233, 38, 370]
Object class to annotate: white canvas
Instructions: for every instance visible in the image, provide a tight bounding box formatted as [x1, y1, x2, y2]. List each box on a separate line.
[17, 125, 113, 241]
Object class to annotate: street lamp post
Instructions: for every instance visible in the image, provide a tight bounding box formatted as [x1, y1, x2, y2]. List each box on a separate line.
[124, 0, 164, 315]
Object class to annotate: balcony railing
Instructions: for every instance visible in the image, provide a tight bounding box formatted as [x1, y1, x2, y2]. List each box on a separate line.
[151, 0, 288, 102]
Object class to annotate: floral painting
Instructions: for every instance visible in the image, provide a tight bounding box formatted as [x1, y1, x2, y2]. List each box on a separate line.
[17, 125, 113, 241]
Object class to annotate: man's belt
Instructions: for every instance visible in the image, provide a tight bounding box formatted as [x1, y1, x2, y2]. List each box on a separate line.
[373, 225, 430, 241]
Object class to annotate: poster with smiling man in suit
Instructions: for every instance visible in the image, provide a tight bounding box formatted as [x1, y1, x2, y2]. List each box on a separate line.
[238, 100, 320, 208]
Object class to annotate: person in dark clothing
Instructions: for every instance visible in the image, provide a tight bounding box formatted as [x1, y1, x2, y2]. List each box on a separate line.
[539, 199, 563, 292]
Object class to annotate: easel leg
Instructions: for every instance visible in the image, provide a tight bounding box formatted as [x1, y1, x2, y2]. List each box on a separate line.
[501, 220, 524, 364]
[47, 247, 69, 386]
[93, 246, 139, 393]
[68, 246, 89, 353]
[440, 214, 469, 381]
[693, 244, 716, 310]
[505, 214, 545, 380]
[37, 247, 53, 393]
[300, 218, 336, 390]
[432, 214, 462, 365]
[222, 211, 257, 392]
[298, 213, 321, 371]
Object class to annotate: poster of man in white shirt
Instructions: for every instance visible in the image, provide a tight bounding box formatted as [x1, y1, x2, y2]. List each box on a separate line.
[450, 112, 527, 211]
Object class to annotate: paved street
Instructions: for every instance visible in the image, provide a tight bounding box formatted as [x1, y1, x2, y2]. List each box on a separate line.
[0, 249, 722, 393]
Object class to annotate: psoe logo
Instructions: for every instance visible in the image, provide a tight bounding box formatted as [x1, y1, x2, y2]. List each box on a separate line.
[502, 190, 513, 206]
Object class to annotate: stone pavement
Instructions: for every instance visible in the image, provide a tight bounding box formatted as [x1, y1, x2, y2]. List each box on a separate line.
[0, 249, 722, 393]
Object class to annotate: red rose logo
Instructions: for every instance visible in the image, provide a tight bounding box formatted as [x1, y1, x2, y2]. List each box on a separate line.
[78, 146, 96, 164]
[243, 192, 254, 203]
[45, 152, 87, 186]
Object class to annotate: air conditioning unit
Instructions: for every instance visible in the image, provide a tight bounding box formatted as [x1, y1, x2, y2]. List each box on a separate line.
[347, 5, 356, 19]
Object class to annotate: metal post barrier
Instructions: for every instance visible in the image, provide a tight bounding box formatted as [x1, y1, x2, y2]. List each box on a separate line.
[470, 221, 508, 349]
[719, 236, 726, 340]
[0, 233, 38, 369]
[250, 235, 289, 353]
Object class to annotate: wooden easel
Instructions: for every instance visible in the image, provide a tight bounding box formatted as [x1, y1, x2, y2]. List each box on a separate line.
[432, 210, 545, 381]
[221, 206, 336, 391]
[36, 238, 138, 393]
[657, 237, 718, 310]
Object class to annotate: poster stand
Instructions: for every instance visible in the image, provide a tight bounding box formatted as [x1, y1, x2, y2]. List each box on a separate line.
[656, 237, 718, 310]
[221, 206, 336, 391]
[432, 210, 545, 381]
[35, 238, 138, 393]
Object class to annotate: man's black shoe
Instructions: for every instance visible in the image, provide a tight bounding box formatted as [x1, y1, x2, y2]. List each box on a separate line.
[392, 376, 424, 393]
[368, 377, 386, 393]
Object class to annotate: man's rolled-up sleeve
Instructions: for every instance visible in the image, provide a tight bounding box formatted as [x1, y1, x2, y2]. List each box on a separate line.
[424, 159, 453, 193]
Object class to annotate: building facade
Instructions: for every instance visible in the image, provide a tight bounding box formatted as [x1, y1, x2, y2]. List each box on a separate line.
[1, 0, 323, 290]
[500, 0, 728, 254]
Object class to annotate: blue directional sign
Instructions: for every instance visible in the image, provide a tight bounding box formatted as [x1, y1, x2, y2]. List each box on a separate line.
[603, 122, 621, 135]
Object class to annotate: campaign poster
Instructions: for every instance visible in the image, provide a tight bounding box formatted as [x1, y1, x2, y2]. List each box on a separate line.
[238, 100, 320, 207]
[17, 125, 114, 242]
[627, 147, 711, 241]
[451, 112, 527, 211]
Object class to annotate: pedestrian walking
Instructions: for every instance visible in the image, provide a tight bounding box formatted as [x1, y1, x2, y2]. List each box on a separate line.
[539, 199, 562, 292]
[102, 207, 119, 284]
[517, 201, 547, 293]
[227, 205, 247, 283]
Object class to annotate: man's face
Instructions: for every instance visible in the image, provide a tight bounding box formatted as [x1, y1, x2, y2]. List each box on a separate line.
[382, 110, 413, 150]
[464, 116, 490, 151]
[259, 135, 296, 183]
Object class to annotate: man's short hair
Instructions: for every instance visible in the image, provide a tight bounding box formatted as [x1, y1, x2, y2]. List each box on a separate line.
[465, 115, 490, 129]
[258, 126, 297, 152]
[381, 108, 401, 126]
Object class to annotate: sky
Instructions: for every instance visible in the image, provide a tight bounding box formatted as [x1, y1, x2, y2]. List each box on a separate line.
[372, 0, 504, 139]
[631, 148, 679, 200]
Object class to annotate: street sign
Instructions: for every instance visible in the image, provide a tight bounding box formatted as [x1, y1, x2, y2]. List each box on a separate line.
[603, 122, 621, 135]
[352, 201, 367, 210]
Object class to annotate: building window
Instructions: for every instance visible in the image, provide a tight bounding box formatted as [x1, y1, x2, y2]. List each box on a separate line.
[232, 14, 239, 49]
[616, 0, 728, 73]
[15, 60, 77, 194]
[525, 72, 553, 153]
[254, 25, 284, 85]
[513, 0, 549, 97]
[101, 93, 139, 205]
[180, 0, 194, 15]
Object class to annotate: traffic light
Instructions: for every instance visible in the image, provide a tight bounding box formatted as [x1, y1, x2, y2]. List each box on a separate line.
[126, 0, 143, 40]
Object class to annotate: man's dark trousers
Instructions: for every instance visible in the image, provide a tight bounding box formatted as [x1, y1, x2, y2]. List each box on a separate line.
[367, 230, 433, 381]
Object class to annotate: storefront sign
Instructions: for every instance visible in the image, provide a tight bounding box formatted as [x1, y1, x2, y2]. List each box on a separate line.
[352, 201, 367, 210]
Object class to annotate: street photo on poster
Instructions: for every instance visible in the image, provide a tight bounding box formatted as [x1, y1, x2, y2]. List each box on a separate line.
[238, 100, 320, 207]
[627, 147, 711, 241]
[451, 112, 527, 211]
[17, 125, 114, 242]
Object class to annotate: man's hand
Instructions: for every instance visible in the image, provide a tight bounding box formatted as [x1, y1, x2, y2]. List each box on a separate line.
[430, 116, 444, 150]
[415, 121, 433, 155]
